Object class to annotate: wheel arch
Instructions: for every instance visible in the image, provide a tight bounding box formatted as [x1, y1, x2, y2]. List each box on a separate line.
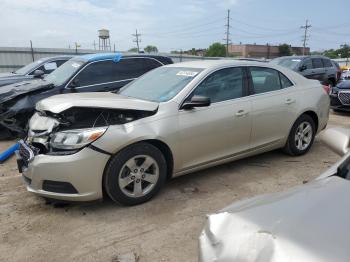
[102, 138, 174, 187]
[301, 110, 319, 133]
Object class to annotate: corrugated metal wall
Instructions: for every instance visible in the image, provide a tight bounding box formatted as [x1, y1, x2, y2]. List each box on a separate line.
[0, 47, 213, 73]
[0, 46, 348, 73]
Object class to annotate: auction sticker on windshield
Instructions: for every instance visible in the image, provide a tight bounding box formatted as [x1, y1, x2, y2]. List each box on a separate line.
[176, 71, 199, 77]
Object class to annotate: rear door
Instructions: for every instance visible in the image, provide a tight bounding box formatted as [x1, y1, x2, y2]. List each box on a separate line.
[178, 67, 252, 170]
[248, 67, 298, 149]
[322, 58, 335, 82]
[310, 58, 326, 81]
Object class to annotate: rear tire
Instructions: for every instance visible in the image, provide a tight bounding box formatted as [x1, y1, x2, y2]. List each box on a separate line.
[283, 114, 316, 156]
[104, 142, 167, 206]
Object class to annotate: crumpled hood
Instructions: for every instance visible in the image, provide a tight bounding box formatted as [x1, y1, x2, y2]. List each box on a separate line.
[199, 176, 350, 262]
[0, 79, 52, 104]
[36, 92, 159, 113]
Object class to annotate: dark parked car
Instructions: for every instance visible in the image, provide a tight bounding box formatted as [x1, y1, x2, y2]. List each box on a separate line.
[329, 80, 350, 112]
[270, 55, 338, 86]
[0, 56, 73, 87]
[0, 53, 173, 138]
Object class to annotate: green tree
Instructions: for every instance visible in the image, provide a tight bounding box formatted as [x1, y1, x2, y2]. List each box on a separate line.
[205, 42, 226, 57]
[321, 44, 350, 59]
[278, 44, 291, 56]
[128, 47, 138, 52]
[144, 45, 158, 53]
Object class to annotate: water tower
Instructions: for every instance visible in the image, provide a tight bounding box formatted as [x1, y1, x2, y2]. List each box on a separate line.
[98, 29, 111, 51]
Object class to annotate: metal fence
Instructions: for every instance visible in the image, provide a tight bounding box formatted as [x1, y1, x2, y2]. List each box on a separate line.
[0, 46, 348, 73]
[0, 47, 219, 73]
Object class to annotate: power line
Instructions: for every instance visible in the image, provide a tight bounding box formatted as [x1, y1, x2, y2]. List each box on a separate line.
[300, 19, 311, 55]
[223, 9, 231, 57]
[132, 29, 141, 53]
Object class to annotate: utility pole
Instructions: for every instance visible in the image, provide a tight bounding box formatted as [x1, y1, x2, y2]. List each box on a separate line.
[74, 42, 80, 54]
[93, 40, 97, 50]
[29, 40, 34, 62]
[223, 9, 231, 57]
[132, 29, 141, 53]
[300, 19, 311, 55]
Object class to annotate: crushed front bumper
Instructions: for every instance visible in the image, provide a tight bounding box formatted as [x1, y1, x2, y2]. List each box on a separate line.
[17, 141, 110, 201]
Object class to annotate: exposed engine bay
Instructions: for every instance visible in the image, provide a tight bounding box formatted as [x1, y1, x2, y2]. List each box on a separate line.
[27, 107, 156, 154]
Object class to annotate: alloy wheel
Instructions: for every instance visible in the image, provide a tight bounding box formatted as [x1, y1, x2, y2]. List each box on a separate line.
[294, 121, 313, 151]
[118, 155, 159, 198]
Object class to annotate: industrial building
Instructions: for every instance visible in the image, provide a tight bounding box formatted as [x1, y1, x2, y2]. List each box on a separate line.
[228, 44, 310, 59]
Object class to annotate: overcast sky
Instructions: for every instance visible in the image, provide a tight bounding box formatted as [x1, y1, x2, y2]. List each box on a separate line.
[1, 0, 349, 52]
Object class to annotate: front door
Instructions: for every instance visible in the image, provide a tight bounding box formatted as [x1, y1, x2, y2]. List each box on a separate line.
[178, 67, 252, 171]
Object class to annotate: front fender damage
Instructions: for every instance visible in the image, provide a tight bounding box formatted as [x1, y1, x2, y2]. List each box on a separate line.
[27, 106, 157, 154]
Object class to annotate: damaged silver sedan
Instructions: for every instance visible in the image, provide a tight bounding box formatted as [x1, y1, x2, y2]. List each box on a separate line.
[17, 60, 329, 205]
[199, 127, 350, 262]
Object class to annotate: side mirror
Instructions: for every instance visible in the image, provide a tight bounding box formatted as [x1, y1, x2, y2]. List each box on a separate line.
[320, 128, 350, 156]
[33, 69, 45, 78]
[299, 65, 307, 72]
[181, 95, 211, 110]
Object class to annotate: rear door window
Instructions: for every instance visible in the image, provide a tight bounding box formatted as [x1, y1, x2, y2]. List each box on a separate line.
[322, 58, 332, 68]
[279, 73, 293, 88]
[249, 67, 282, 94]
[312, 58, 324, 69]
[302, 58, 313, 70]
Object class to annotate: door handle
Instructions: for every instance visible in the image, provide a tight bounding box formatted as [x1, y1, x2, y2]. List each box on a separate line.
[285, 98, 295, 105]
[235, 110, 248, 117]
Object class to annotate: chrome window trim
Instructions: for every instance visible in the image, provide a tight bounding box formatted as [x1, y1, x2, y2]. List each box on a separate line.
[64, 57, 163, 89]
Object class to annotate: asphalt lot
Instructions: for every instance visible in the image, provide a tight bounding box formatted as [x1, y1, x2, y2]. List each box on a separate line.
[0, 111, 349, 262]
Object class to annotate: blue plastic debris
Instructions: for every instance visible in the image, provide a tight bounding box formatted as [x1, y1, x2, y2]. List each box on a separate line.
[0, 142, 20, 163]
[81, 53, 122, 63]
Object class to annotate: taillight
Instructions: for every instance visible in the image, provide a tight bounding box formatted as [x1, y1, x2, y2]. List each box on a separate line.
[322, 84, 331, 94]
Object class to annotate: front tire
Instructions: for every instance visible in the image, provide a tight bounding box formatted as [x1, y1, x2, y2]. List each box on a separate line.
[104, 142, 167, 206]
[283, 114, 316, 156]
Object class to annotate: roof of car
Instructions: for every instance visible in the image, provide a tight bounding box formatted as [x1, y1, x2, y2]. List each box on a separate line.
[274, 55, 330, 61]
[79, 53, 123, 62]
[77, 53, 173, 64]
[40, 55, 74, 61]
[166, 59, 270, 69]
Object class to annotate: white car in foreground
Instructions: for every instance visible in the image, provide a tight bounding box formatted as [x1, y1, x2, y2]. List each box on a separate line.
[199, 127, 350, 262]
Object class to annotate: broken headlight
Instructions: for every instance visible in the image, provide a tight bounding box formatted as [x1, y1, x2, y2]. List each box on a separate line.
[50, 127, 107, 150]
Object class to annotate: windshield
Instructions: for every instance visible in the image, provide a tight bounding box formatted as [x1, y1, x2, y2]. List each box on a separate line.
[272, 58, 301, 70]
[119, 67, 203, 102]
[44, 59, 85, 86]
[15, 60, 43, 75]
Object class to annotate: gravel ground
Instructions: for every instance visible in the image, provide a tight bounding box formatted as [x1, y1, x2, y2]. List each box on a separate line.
[0, 112, 349, 262]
